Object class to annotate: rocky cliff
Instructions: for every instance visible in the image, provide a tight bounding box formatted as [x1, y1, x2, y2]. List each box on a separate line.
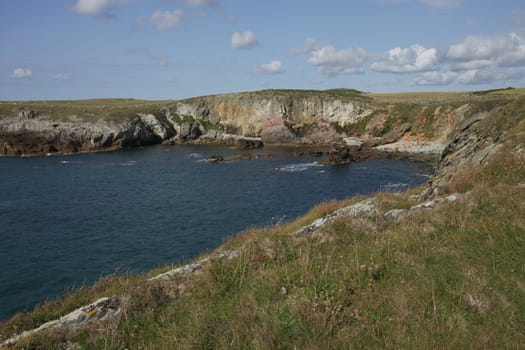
[0, 89, 523, 160]
[1, 89, 525, 349]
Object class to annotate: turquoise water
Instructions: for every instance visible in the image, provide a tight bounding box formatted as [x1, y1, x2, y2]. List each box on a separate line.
[0, 145, 432, 320]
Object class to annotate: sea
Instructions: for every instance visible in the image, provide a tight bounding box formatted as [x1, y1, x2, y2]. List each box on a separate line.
[0, 145, 432, 320]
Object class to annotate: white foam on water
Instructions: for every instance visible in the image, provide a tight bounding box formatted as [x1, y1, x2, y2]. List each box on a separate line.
[119, 160, 137, 166]
[188, 153, 204, 159]
[276, 162, 321, 173]
[382, 183, 409, 192]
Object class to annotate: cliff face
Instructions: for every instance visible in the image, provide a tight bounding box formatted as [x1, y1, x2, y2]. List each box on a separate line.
[430, 97, 525, 193]
[174, 92, 373, 137]
[0, 112, 176, 156]
[0, 91, 376, 156]
[1, 91, 525, 349]
[0, 90, 522, 159]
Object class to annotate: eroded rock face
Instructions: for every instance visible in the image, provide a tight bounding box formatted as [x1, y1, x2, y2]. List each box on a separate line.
[2, 91, 512, 157]
[260, 117, 296, 144]
[0, 112, 178, 156]
[431, 102, 512, 191]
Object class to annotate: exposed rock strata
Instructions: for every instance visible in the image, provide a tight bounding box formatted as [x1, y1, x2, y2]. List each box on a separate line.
[2, 95, 524, 347]
[1, 90, 470, 157]
[0, 297, 120, 349]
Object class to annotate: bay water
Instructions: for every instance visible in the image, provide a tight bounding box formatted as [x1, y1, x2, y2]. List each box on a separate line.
[0, 145, 432, 320]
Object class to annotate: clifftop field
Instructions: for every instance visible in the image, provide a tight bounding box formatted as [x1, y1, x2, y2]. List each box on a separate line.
[1, 89, 525, 349]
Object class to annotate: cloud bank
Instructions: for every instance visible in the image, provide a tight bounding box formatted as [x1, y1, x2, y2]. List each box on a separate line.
[308, 45, 368, 76]
[72, 0, 129, 17]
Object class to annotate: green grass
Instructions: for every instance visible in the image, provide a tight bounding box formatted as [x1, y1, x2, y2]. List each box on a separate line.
[1, 93, 525, 349]
[0, 99, 174, 123]
[3, 139, 524, 349]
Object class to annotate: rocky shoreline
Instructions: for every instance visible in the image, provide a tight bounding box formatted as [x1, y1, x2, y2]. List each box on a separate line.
[0, 89, 463, 158]
[1, 90, 524, 348]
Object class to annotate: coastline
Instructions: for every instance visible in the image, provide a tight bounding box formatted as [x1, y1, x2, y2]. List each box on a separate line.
[1, 89, 524, 348]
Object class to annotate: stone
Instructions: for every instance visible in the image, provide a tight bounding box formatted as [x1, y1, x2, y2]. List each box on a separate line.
[260, 117, 296, 144]
[384, 209, 406, 223]
[380, 123, 412, 145]
[236, 138, 263, 149]
[296, 198, 376, 235]
[206, 155, 224, 163]
[0, 297, 121, 348]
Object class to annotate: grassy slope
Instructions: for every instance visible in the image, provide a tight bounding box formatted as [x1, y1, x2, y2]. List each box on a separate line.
[1, 91, 525, 349]
[0, 89, 370, 124]
[0, 99, 174, 123]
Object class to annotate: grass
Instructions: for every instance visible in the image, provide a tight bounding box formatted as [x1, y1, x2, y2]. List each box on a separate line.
[3, 139, 524, 349]
[0, 99, 174, 123]
[1, 92, 525, 349]
[367, 91, 468, 103]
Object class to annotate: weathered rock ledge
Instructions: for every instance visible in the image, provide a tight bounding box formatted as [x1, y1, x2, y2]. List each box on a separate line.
[1, 89, 475, 157]
[2, 92, 523, 348]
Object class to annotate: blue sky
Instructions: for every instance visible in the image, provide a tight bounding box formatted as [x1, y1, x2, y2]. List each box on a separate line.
[1, 0, 524, 100]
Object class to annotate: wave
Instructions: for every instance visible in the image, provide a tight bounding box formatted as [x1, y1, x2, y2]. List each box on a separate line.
[276, 162, 322, 173]
[382, 183, 409, 192]
[59, 160, 83, 165]
[188, 153, 204, 159]
[118, 160, 137, 166]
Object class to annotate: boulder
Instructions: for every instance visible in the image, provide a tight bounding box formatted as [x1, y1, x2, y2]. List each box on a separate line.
[236, 138, 264, 149]
[384, 209, 406, 223]
[380, 123, 412, 145]
[260, 117, 296, 144]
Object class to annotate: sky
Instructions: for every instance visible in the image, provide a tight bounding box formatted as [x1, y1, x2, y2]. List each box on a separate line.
[1, 0, 524, 100]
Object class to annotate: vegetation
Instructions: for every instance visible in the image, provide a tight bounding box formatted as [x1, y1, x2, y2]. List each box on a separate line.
[331, 115, 372, 136]
[0, 99, 174, 123]
[472, 87, 525, 96]
[3, 142, 524, 349]
[1, 91, 524, 349]
[367, 91, 468, 103]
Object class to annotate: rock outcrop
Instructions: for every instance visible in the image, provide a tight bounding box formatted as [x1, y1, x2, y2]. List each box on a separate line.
[0, 90, 376, 156]
[1, 90, 522, 163]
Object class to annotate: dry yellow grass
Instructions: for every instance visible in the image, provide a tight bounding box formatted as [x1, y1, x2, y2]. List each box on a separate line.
[367, 91, 467, 103]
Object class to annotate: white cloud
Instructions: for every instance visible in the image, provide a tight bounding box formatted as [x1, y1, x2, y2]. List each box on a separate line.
[374, 0, 462, 9]
[413, 71, 457, 85]
[231, 31, 259, 49]
[512, 9, 525, 24]
[448, 59, 493, 71]
[72, 0, 128, 16]
[151, 10, 184, 31]
[308, 45, 368, 76]
[53, 73, 71, 81]
[447, 32, 525, 68]
[12, 68, 32, 79]
[457, 68, 525, 85]
[291, 38, 317, 56]
[256, 60, 285, 75]
[419, 0, 462, 9]
[371, 45, 438, 73]
[185, 0, 218, 7]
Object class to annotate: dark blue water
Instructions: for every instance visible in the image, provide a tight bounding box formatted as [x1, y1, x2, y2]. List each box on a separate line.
[0, 145, 432, 320]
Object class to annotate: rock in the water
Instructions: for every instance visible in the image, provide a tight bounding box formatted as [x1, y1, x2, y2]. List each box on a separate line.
[206, 155, 224, 163]
[236, 137, 264, 149]
[324, 143, 371, 165]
